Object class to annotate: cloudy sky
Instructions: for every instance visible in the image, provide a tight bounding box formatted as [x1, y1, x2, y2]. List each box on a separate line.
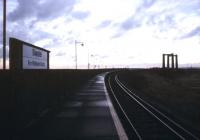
[0, 0, 200, 69]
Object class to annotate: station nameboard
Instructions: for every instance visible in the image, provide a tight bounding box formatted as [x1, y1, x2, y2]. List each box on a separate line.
[9, 38, 50, 70]
[22, 44, 48, 69]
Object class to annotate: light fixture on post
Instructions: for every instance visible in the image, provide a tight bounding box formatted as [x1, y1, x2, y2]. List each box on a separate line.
[75, 40, 84, 69]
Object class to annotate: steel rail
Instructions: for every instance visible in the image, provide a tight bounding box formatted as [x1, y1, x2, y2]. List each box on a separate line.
[108, 76, 142, 140]
[114, 75, 186, 140]
[115, 75, 200, 140]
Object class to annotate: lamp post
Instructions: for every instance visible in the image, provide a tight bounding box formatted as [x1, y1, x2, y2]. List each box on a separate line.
[88, 47, 91, 69]
[87, 50, 89, 69]
[75, 40, 84, 69]
[3, 0, 6, 69]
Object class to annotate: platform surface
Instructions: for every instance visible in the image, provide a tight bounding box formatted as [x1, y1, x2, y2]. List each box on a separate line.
[15, 74, 121, 140]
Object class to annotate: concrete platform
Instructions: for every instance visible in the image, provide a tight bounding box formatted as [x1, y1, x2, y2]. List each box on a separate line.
[14, 74, 127, 140]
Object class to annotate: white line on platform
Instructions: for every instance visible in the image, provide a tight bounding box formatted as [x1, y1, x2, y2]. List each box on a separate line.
[103, 74, 129, 140]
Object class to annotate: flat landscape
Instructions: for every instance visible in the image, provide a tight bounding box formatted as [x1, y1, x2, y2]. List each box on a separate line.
[1, 69, 200, 139]
[118, 69, 200, 135]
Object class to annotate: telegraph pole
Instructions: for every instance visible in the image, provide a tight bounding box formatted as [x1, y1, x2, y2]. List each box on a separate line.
[3, 0, 6, 69]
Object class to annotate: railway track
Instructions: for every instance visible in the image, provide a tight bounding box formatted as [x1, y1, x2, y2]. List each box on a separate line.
[106, 72, 200, 140]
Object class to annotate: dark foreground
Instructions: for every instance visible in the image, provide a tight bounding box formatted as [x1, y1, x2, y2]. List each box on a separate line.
[118, 69, 200, 137]
[13, 73, 120, 140]
[0, 69, 108, 140]
[1, 68, 200, 139]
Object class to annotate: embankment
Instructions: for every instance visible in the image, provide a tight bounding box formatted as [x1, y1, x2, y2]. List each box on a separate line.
[118, 69, 200, 135]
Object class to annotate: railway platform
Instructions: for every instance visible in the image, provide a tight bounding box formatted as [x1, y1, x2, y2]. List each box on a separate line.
[14, 74, 127, 140]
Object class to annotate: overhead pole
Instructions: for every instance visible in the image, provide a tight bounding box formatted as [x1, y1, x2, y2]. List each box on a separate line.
[74, 40, 84, 69]
[75, 40, 77, 69]
[87, 45, 90, 69]
[3, 0, 6, 69]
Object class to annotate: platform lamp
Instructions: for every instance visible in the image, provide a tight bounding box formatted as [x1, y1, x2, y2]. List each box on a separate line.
[75, 40, 84, 69]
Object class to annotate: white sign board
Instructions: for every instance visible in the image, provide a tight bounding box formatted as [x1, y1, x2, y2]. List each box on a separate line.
[22, 44, 48, 69]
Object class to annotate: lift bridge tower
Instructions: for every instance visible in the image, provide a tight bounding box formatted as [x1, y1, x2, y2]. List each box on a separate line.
[162, 53, 178, 69]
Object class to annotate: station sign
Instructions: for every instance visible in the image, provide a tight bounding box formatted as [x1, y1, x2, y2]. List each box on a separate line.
[9, 38, 50, 70]
[22, 44, 48, 69]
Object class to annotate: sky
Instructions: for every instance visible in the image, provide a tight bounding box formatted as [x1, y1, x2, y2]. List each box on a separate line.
[0, 0, 200, 69]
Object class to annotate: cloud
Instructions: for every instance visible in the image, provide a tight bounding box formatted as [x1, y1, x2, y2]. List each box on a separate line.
[100, 55, 109, 59]
[180, 26, 200, 39]
[6, 0, 77, 48]
[115, 0, 156, 34]
[97, 20, 112, 28]
[8, 0, 76, 22]
[138, 0, 155, 10]
[111, 32, 124, 39]
[56, 52, 66, 56]
[37, 0, 75, 20]
[7, 20, 53, 45]
[65, 37, 74, 45]
[120, 16, 141, 31]
[71, 11, 90, 20]
[2, 0, 200, 68]
[114, 0, 200, 41]
[8, 0, 37, 21]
